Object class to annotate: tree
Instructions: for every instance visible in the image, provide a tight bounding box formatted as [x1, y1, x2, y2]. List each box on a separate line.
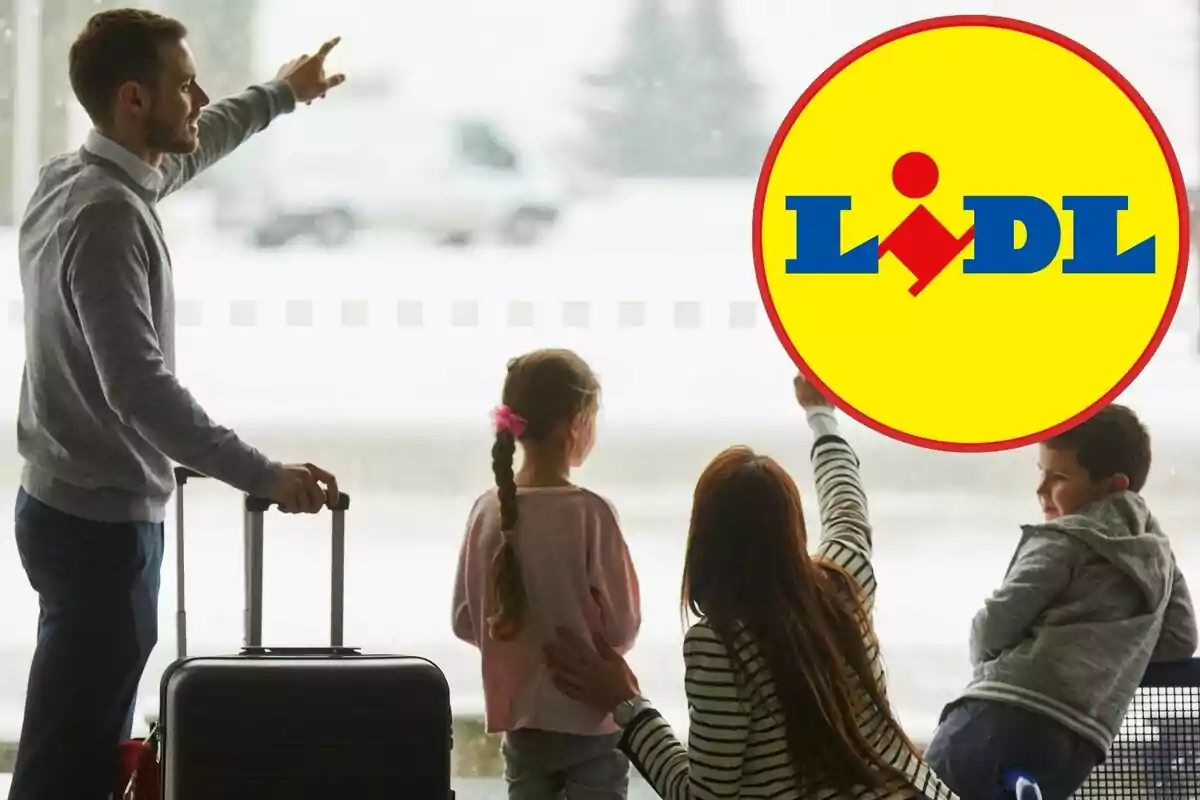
[572, 0, 767, 179]
[676, 0, 767, 177]
[574, 0, 692, 177]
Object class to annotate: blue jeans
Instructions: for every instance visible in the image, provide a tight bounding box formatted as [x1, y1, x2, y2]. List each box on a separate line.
[924, 698, 1102, 800]
[6, 489, 164, 800]
[502, 728, 629, 800]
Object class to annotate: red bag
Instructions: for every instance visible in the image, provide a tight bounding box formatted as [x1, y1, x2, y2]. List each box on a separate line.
[116, 722, 160, 800]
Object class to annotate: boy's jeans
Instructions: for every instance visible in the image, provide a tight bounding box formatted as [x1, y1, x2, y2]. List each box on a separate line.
[502, 727, 629, 800]
[924, 698, 1102, 800]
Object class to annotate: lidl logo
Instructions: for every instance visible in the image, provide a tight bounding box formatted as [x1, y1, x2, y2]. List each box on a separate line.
[754, 15, 1188, 452]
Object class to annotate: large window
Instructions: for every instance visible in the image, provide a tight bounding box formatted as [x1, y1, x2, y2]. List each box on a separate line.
[0, 0, 1197, 791]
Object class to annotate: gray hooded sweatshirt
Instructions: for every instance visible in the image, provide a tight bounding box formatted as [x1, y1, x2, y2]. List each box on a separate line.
[959, 491, 1198, 754]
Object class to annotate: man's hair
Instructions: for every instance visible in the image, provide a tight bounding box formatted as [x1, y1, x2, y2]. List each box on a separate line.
[68, 9, 188, 125]
[1045, 403, 1152, 492]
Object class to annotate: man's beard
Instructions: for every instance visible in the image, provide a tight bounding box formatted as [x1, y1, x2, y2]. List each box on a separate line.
[144, 113, 197, 155]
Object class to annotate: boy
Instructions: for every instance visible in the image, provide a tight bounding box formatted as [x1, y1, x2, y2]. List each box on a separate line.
[924, 403, 1198, 800]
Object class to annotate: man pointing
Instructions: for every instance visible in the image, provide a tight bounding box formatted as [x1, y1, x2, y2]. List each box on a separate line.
[9, 9, 347, 799]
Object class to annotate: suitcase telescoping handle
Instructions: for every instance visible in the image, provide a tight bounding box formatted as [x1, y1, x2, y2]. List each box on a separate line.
[173, 466, 351, 656]
[244, 491, 351, 651]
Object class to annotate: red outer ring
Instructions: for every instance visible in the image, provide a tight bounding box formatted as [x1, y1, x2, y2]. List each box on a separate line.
[752, 14, 1190, 453]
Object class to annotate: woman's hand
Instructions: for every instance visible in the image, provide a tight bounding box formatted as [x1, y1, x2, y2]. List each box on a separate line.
[794, 371, 833, 410]
[544, 627, 640, 713]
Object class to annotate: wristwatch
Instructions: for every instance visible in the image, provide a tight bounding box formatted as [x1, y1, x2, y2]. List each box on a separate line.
[613, 695, 652, 728]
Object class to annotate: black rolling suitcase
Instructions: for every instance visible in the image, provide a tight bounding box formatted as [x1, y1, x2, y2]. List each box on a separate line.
[158, 467, 453, 799]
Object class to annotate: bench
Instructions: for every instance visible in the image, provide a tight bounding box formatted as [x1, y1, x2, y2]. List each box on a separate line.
[1073, 658, 1200, 797]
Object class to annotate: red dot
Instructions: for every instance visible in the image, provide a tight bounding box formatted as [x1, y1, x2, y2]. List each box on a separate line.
[893, 152, 939, 199]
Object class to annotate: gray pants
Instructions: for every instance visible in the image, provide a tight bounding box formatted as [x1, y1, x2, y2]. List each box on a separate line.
[501, 727, 630, 800]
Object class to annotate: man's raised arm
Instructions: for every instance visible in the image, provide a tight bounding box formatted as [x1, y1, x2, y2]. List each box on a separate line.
[159, 36, 346, 198]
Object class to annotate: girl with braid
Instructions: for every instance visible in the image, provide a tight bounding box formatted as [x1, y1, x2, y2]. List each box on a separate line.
[452, 347, 642, 800]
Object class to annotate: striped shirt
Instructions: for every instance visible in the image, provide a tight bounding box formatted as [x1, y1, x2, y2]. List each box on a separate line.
[618, 408, 960, 800]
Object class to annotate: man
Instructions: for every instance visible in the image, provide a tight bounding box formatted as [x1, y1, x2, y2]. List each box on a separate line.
[9, 9, 348, 799]
[923, 404, 1198, 800]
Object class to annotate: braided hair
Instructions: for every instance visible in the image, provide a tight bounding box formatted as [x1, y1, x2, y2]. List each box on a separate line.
[486, 348, 600, 641]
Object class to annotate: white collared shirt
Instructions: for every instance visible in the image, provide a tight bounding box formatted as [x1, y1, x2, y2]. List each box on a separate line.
[82, 129, 164, 193]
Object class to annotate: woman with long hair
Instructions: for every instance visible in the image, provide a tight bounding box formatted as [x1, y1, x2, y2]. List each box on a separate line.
[543, 373, 958, 799]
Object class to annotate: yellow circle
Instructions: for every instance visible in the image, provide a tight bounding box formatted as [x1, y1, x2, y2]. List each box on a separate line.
[756, 18, 1186, 451]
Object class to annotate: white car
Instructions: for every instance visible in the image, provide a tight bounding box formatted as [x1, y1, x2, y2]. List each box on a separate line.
[211, 80, 564, 249]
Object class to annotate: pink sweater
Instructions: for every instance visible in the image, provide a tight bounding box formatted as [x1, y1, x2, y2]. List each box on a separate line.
[452, 485, 641, 735]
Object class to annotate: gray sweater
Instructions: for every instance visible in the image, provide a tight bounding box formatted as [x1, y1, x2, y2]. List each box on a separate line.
[959, 491, 1198, 753]
[17, 80, 297, 523]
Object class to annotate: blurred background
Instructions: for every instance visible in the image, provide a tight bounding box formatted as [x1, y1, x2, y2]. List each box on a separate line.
[0, 0, 1198, 774]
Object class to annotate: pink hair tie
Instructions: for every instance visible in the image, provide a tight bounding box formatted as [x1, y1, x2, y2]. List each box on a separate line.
[493, 405, 527, 438]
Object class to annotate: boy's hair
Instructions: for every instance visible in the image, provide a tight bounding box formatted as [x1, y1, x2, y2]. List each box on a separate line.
[1045, 403, 1151, 492]
[69, 9, 188, 126]
[487, 348, 600, 641]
